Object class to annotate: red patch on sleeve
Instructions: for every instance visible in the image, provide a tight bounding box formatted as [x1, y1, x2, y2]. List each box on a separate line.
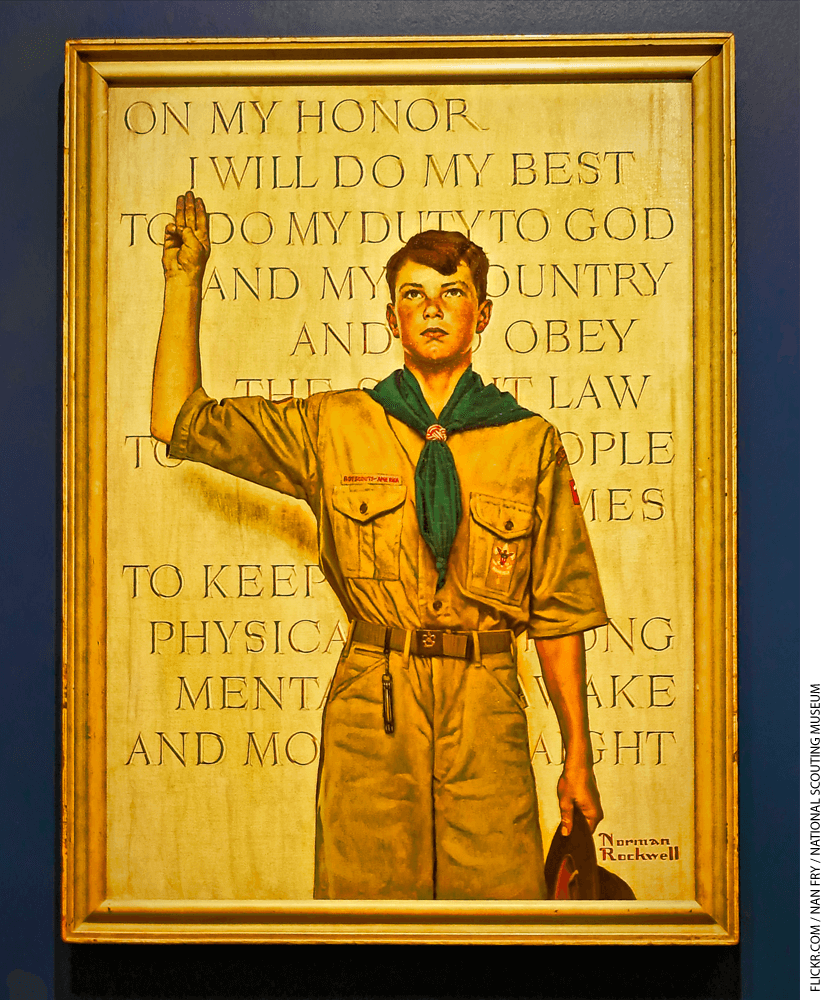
[569, 479, 580, 505]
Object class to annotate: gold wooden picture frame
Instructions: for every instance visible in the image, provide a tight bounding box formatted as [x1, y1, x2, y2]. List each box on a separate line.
[63, 35, 736, 944]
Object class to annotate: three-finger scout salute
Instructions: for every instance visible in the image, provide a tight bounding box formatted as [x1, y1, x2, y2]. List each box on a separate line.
[151, 191, 608, 900]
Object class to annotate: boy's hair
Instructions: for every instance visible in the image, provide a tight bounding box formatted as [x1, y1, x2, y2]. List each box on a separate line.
[385, 230, 489, 304]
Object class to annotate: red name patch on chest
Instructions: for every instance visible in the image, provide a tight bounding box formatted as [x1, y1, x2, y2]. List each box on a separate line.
[342, 474, 403, 486]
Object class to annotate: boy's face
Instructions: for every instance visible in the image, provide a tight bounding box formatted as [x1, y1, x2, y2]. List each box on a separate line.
[386, 259, 492, 372]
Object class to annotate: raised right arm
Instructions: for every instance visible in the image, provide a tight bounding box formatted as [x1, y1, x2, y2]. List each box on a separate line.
[150, 191, 211, 444]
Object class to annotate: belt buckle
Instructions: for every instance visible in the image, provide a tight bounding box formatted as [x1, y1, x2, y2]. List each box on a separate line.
[421, 630, 437, 650]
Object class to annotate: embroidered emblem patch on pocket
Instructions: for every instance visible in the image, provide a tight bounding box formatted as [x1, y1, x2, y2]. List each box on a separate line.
[485, 540, 518, 591]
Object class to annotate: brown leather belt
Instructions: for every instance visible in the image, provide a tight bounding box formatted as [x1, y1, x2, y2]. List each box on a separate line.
[351, 619, 514, 660]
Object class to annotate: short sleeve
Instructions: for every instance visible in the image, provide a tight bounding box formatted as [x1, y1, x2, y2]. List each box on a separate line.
[168, 387, 324, 507]
[528, 427, 608, 638]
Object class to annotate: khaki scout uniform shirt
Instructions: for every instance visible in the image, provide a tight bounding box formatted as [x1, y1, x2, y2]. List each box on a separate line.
[170, 384, 607, 900]
[170, 386, 606, 638]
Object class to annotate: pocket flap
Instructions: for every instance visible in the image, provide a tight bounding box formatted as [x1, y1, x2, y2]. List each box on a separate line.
[332, 485, 407, 523]
[470, 493, 534, 539]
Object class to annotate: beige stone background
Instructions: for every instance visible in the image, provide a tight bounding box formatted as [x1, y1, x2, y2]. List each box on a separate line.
[106, 81, 693, 901]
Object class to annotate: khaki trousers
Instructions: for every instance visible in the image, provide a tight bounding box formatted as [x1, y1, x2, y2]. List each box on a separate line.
[314, 639, 546, 900]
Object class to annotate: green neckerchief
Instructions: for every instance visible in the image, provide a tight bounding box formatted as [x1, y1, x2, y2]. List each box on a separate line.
[365, 366, 536, 590]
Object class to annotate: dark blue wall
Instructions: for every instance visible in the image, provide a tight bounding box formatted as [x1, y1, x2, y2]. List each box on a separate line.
[0, 3, 796, 999]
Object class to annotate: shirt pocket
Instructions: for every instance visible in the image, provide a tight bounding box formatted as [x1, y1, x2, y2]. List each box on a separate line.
[466, 493, 534, 607]
[330, 484, 407, 580]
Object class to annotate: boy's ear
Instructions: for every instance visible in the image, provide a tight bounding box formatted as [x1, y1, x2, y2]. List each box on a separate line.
[387, 302, 400, 338]
[476, 299, 493, 333]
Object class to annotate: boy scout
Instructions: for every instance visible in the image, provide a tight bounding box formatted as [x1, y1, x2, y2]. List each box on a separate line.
[151, 191, 607, 900]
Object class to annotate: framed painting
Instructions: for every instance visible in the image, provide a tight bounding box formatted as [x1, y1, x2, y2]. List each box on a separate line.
[62, 34, 736, 943]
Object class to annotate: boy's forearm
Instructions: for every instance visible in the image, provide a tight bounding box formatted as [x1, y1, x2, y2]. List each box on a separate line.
[536, 632, 603, 833]
[151, 276, 203, 444]
[151, 192, 211, 444]
[535, 633, 592, 765]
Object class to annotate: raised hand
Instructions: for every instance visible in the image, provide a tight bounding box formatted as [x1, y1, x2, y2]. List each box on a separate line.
[162, 191, 211, 283]
[152, 192, 208, 443]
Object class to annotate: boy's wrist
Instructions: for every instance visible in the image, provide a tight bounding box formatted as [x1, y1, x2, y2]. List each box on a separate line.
[163, 272, 203, 294]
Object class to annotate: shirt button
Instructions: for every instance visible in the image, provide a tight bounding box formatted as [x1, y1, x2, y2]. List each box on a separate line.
[359, 501, 368, 514]
[433, 600, 442, 611]
[505, 519, 514, 531]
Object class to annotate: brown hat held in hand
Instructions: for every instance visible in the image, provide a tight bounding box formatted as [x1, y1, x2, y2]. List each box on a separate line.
[545, 805, 636, 901]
